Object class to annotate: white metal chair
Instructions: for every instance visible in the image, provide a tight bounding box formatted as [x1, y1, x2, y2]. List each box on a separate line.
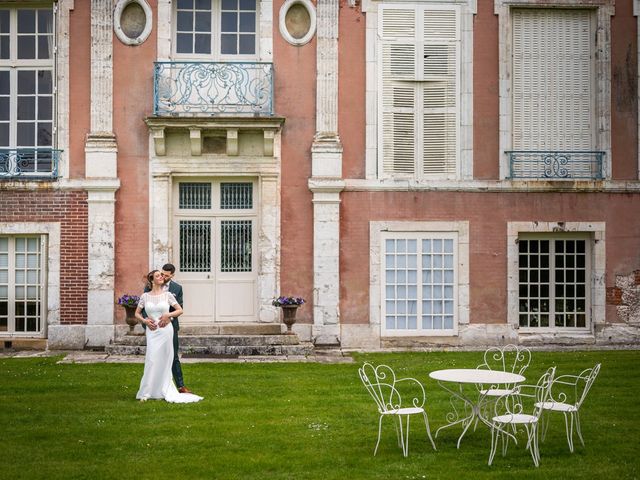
[537, 363, 601, 452]
[488, 366, 556, 467]
[358, 363, 437, 457]
[477, 344, 532, 398]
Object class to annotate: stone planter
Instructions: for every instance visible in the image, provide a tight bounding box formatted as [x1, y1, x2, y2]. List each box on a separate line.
[280, 305, 299, 335]
[122, 305, 138, 333]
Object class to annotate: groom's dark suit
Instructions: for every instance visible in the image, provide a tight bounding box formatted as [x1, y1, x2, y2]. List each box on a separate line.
[143, 280, 185, 389]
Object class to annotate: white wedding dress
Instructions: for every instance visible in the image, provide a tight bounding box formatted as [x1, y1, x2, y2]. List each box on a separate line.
[136, 292, 203, 403]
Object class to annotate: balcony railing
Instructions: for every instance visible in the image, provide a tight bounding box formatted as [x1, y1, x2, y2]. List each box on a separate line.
[153, 61, 274, 116]
[507, 151, 605, 180]
[0, 149, 61, 179]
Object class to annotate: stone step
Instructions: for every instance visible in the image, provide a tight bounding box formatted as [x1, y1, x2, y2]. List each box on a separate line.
[106, 342, 314, 357]
[180, 324, 283, 335]
[113, 334, 301, 347]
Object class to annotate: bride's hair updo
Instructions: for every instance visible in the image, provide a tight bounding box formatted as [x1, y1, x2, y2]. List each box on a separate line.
[145, 270, 160, 291]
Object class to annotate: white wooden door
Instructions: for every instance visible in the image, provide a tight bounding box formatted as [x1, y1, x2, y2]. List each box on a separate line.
[173, 179, 257, 325]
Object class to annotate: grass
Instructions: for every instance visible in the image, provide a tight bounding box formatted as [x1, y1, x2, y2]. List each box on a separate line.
[1, 350, 638, 480]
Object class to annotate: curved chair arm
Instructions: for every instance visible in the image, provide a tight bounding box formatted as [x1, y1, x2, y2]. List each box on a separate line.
[395, 377, 427, 409]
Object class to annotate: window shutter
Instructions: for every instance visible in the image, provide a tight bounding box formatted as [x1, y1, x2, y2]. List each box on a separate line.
[379, 5, 459, 178]
[422, 8, 458, 176]
[512, 9, 593, 150]
[380, 8, 417, 175]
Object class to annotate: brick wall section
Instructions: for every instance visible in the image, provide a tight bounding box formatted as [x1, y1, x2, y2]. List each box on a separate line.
[607, 287, 623, 306]
[0, 188, 88, 324]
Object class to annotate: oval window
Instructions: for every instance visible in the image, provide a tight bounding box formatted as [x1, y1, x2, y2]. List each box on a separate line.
[279, 0, 316, 46]
[114, 0, 152, 46]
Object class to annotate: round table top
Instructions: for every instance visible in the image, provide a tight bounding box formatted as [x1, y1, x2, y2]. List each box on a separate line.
[429, 368, 525, 384]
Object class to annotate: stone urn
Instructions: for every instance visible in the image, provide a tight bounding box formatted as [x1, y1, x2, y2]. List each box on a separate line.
[281, 305, 299, 335]
[122, 305, 138, 333]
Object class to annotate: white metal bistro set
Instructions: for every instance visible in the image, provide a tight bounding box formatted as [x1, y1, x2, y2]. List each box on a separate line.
[358, 345, 601, 466]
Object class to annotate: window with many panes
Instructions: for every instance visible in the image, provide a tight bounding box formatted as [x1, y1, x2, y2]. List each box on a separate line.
[175, 0, 257, 57]
[0, 236, 46, 335]
[0, 6, 54, 175]
[382, 233, 458, 335]
[518, 235, 590, 330]
[0, 7, 53, 151]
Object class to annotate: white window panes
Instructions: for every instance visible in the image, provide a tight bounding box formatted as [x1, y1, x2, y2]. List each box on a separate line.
[383, 232, 457, 335]
[0, 270, 6, 283]
[0, 285, 7, 297]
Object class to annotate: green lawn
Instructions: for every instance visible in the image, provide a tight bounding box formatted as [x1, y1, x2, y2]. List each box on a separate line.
[1, 350, 638, 480]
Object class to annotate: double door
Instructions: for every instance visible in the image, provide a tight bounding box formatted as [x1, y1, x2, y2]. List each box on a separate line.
[173, 179, 257, 324]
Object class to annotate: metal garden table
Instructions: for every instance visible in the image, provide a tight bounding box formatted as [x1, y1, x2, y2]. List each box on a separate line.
[429, 368, 525, 448]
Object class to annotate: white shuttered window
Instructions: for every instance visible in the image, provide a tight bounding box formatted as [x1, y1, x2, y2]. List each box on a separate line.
[512, 9, 594, 150]
[379, 5, 459, 178]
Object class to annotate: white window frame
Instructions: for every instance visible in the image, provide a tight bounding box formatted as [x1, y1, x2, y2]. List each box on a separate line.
[0, 222, 59, 340]
[362, 0, 474, 182]
[0, 235, 47, 335]
[516, 233, 591, 333]
[0, 6, 55, 151]
[495, 0, 613, 180]
[158, 0, 272, 62]
[171, 0, 260, 61]
[507, 222, 605, 336]
[371, 221, 469, 337]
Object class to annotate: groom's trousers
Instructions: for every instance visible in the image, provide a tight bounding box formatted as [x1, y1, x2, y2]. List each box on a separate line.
[171, 327, 185, 388]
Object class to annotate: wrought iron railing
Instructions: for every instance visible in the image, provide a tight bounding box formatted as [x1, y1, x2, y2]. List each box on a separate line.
[507, 151, 605, 180]
[153, 61, 274, 116]
[0, 148, 61, 179]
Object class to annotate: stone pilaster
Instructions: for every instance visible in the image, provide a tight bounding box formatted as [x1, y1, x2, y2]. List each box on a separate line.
[84, 0, 118, 346]
[310, 0, 343, 345]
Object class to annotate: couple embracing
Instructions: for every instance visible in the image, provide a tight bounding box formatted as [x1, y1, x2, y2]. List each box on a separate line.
[134, 263, 203, 403]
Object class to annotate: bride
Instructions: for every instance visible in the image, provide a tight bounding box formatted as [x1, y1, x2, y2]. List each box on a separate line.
[134, 270, 203, 403]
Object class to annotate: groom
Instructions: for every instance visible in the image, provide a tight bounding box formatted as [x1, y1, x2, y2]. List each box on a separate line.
[147, 263, 194, 394]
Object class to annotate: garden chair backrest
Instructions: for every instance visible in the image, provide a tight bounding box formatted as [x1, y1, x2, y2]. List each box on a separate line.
[478, 344, 532, 376]
[495, 366, 556, 420]
[550, 363, 601, 410]
[358, 363, 425, 413]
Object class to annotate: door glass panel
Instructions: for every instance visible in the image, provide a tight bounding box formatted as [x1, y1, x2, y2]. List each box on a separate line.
[179, 183, 211, 209]
[179, 220, 211, 272]
[220, 220, 252, 272]
[220, 182, 252, 209]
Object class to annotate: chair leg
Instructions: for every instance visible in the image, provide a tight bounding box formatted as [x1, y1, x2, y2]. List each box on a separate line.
[574, 411, 585, 447]
[397, 416, 408, 457]
[488, 425, 500, 466]
[529, 424, 540, 467]
[421, 411, 437, 451]
[563, 412, 575, 453]
[404, 416, 411, 457]
[540, 409, 549, 442]
[393, 416, 402, 448]
[374, 415, 384, 456]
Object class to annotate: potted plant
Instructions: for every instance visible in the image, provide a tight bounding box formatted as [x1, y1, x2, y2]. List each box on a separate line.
[117, 294, 140, 332]
[272, 296, 305, 334]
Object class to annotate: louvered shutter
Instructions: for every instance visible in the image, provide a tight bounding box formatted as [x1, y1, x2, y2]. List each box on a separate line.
[380, 8, 417, 175]
[379, 5, 459, 178]
[422, 8, 458, 176]
[512, 9, 593, 150]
